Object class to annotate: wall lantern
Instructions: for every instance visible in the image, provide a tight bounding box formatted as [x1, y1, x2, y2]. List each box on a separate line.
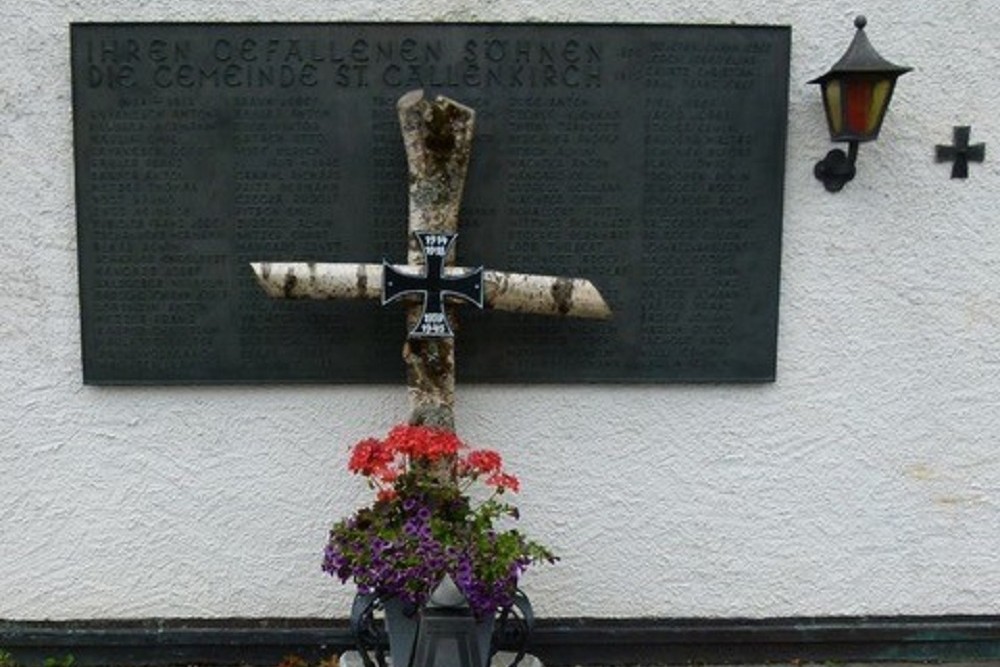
[809, 15, 912, 192]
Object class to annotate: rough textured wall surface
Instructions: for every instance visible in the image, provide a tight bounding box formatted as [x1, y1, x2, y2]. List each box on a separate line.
[2, 0, 999, 620]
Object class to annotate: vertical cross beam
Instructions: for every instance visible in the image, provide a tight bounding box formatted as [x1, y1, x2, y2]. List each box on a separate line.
[396, 91, 475, 430]
[936, 126, 986, 179]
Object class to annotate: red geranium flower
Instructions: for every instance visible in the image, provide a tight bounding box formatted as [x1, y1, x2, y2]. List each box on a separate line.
[386, 424, 462, 461]
[348, 438, 394, 477]
[466, 449, 503, 474]
[486, 472, 520, 493]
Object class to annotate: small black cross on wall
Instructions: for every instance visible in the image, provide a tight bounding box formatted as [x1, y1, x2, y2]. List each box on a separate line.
[382, 232, 484, 338]
[936, 126, 986, 179]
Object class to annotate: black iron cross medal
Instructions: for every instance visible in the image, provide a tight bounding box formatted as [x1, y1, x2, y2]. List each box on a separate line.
[382, 232, 484, 338]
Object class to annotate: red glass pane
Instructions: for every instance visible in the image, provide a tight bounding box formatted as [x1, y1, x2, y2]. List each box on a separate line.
[844, 78, 874, 135]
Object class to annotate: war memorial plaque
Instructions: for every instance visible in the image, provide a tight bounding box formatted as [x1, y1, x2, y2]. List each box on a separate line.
[73, 23, 789, 384]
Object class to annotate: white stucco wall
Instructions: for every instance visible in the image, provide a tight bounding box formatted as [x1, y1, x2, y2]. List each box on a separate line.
[2, 0, 999, 621]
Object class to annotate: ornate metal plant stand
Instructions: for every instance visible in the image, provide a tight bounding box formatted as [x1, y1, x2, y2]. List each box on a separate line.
[349, 590, 536, 667]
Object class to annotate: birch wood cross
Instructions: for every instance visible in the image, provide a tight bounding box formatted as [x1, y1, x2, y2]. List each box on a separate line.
[252, 90, 611, 430]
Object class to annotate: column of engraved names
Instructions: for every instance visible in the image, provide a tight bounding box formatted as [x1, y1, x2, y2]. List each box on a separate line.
[502, 95, 628, 371]
[369, 95, 409, 354]
[233, 93, 341, 371]
[370, 95, 407, 258]
[641, 39, 758, 373]
[86, 96, 225, 377]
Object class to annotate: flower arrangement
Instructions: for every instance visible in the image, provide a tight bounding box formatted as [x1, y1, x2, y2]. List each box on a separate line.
[322, 424, 555, 619]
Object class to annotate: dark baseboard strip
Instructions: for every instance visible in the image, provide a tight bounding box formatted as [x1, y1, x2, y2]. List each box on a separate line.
[2, 616, 1000, 665]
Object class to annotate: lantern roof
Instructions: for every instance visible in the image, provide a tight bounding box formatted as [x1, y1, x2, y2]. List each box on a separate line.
[809, 16, 912, 84]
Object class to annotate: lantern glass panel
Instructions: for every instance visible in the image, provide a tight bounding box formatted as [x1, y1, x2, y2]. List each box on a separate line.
[824, 79, 843, 135]
[843, 77, 874, 135]
[827, 74, 895, 142]
[867, 78, 892, 133]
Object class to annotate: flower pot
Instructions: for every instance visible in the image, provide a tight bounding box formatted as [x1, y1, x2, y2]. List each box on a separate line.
[383, 597, 495, 667]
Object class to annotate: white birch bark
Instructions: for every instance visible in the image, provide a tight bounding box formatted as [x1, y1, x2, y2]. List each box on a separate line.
[396, 91, 476, 429]
[250, 262, 611, 321]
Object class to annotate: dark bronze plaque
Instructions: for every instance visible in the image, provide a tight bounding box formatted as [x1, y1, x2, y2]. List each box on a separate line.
[73, 22, 789, 384]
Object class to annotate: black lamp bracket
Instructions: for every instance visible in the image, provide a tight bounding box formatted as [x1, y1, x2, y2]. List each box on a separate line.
[814, 140, 859, 192]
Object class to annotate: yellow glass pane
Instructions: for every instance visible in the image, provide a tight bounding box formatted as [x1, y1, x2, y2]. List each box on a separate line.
[825, 80, 842, 135]
[866, 79, 892, 133]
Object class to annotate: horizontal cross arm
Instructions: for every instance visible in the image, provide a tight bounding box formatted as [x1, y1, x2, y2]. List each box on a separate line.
[251, 262, 383, 300]
[487, 270, 611, 320]
[250, 262, 611, 320]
